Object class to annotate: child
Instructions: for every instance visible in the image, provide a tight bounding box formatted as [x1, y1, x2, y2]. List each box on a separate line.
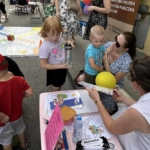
[0, 54, 33, 150]
[39, 16, 74, 91]
[75, 25, 107, 85]
[86, 56, 150, 150]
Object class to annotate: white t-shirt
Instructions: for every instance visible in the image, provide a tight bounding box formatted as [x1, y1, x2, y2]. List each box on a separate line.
[112, 93, 150, 150]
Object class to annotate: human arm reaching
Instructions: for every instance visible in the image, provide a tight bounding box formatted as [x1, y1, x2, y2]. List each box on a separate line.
[85, 87, 143, 135]
[87, 0, 111, 14]
[113, 89, 136, 106]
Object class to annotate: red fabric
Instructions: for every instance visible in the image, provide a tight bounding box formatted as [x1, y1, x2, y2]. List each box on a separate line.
[0, 76, 30, 126]
[0, 54, 8, 70]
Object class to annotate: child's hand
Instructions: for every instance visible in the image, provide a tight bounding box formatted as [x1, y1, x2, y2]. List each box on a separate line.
[0, 115, 9, 124]
[66, 40, 75, 48]
[59, 63, 72, 69]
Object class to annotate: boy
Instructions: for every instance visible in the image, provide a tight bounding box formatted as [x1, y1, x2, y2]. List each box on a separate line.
[0, 54, 33, 150]
[84, 25, 106, 84]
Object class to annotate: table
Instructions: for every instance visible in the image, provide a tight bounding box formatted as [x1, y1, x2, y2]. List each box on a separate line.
[39, 90, 123, 150]
[0, 26, 42, 57]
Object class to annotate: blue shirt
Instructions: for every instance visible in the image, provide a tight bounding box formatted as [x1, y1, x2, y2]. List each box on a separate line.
[84, 44, 106, 75]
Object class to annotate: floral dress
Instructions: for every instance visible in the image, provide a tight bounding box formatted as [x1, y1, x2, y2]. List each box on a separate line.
[83, 0, 107, 40]
[99, 42, 132, 113]
[59, 0, 80, 37]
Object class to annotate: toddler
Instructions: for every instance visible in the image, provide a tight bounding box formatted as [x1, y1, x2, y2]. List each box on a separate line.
[0, 54, 33, 150]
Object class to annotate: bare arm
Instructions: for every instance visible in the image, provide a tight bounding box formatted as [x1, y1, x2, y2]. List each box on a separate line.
[89, 58, 103, 72]
[24, 87, 33, 98]
[40, 59, 70, 70]
[77, 0, 82, 17]
[87, 0, 111, 14]
[55, 0, 60, 17]
[86, 88, 142, 135]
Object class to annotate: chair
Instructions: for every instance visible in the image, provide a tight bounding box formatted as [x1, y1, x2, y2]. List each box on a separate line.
[15, 0, 28, 15]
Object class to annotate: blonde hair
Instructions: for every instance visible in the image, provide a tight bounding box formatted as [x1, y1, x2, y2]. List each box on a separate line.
[39, 16, 64, 38]
[90, 25, 105, 37]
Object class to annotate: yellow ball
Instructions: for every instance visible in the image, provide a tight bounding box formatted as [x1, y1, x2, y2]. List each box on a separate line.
[95, 71, 116, 89]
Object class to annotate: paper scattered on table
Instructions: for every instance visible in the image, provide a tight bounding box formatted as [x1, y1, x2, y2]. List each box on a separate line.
[44, 91, 83, 116]
[78, 81, 113, 95]
[64, 114, 113, 139]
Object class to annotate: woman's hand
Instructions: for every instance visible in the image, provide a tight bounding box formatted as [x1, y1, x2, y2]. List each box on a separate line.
[85, 87, 100, 102]
[87, 6, 95, 12]
[113, 89, 125, 103]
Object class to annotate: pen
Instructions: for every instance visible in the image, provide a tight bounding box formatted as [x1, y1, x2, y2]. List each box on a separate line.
[62, 130, 69, 150]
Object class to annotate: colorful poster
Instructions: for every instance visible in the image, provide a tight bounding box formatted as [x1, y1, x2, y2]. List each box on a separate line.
[45, 104, 64, 150]
[105, 0, 140, 42]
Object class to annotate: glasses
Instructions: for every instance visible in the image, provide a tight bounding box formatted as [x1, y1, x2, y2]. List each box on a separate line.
[115, 36, 125, 48]
[49, 34, 60, 38]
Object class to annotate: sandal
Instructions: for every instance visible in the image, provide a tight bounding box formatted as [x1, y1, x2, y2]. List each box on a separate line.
[74, 69, 84, 87]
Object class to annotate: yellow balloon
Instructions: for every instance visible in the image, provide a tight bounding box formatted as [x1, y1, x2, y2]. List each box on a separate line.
[95, 71, 116, 89]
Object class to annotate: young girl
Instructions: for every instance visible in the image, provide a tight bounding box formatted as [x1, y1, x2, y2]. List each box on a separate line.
[86, 56, 150, 150]
[39, 16, 74, 91]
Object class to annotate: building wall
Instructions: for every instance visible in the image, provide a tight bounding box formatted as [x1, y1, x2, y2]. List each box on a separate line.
[133, 0, 150, 55]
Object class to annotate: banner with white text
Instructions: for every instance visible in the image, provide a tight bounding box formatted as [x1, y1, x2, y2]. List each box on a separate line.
[105, 0, 140, 42]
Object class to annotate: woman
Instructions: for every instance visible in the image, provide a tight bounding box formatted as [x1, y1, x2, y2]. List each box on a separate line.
[86, 56, 150, 150]
[83, 0, 111, 40]
[55, 0, 82, 44]
[75, 32, 136, 115]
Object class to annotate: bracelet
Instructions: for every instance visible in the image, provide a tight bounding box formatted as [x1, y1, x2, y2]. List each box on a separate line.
[94, 99, 100, 104]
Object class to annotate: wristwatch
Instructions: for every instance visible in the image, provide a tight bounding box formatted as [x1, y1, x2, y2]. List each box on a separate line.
[95, 99, 100, 104]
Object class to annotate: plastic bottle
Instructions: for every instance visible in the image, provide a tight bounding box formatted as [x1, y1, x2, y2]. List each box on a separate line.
[72, 115, 83, 143]
[64, 43, 72, 66]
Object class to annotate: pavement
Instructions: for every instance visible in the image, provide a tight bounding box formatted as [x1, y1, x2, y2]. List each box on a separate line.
[0, 1, 147, 150]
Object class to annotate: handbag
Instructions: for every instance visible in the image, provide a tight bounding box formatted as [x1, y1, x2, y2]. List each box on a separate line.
[68, 0, 80, 13]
